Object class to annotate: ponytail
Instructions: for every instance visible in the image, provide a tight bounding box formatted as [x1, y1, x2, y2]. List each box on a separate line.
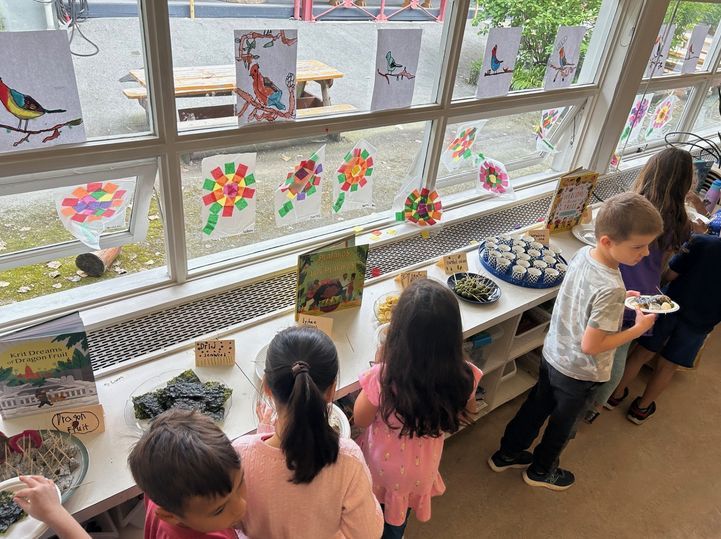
[264, 328, 340, 484]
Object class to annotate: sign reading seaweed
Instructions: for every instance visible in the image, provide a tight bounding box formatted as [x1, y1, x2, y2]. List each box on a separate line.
[195, 340, 236, 367]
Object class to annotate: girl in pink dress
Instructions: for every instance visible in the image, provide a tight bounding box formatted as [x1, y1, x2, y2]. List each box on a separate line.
[354, 279, 482, 538]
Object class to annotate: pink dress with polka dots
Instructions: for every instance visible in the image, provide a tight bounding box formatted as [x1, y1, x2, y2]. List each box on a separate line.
[357, 362, 482, 526]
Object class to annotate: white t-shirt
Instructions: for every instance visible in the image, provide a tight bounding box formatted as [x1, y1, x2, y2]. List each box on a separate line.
[543, 246, 626, 382]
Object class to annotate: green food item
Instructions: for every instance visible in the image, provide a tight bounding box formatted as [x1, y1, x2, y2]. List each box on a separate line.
[0, 491, 25, 534]
[453, 275, 494, 301]
[132, 370, 232, 422]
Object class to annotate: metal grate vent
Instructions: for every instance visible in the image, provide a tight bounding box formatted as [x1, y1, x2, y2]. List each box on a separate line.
[88, 171, 636, 371]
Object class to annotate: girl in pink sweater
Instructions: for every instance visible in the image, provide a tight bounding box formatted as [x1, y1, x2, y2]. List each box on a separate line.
[354, 279, 482, 538]
[234, 327, 383, 539]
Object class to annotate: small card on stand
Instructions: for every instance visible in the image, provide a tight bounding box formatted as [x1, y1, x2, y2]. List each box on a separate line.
[195, 340, 236, 367]
[297, 313, 333, 338]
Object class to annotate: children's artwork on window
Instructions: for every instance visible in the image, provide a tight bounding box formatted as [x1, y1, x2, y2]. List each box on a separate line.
[645, 24, 676, 78]
[200, 154, 257, 238]
[275, 146, 325, 227]
[475, 27, 523, 99]
[333, 141, 376, 213]
[0, 30, 85, 153]
[476, 155, 513, 199]
[535, 108, 564, 153]
[395, 187, 443, 227]
[645, 94, 676, 140]
[234, 30, 297, 125]
[681, 24, 710, 74]
[370, 28, 422, 111]
[543, 26, 587, 90]
[620, 94, 653, 144]
[441, 121, 487, 172]
[54, 180, 135, 250]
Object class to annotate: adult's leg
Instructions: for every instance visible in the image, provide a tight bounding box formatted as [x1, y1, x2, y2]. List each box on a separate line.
[638, 357, 677, 408]
[611, 345, 656, 400]
[499, 359, 556, 456]
[588, 341, 631, 410]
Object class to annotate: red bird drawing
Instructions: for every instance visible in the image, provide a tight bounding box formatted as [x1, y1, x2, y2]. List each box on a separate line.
[249, 64, 285, 111]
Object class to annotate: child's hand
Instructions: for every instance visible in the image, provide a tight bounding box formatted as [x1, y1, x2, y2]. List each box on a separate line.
[634, 308, 656, 332]
[13, 476, 64, 524]
[626, 290, 640, 298]
[692, 218, 708, 234]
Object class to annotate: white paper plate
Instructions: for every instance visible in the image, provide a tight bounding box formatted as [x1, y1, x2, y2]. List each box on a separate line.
[0, 477, 61, 539]
[624, 296, 680, 314]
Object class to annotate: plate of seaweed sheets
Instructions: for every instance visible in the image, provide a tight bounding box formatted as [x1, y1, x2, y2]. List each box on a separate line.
[0, 476, 62, 538]
[126, 369, 233, 431]
[0, 430, 88, 505]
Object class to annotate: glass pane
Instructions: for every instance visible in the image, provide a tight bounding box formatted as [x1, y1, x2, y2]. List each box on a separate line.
[658, 1, 721, 76]
[183, 122, 427, 269]
[692, 85, 721, 133]
[167, 13, 446, 132]
[0, 179, 166, 307]
[0, 1, 151, 141]
[454, 0, 604, 99]
[436, 107, 573, 198]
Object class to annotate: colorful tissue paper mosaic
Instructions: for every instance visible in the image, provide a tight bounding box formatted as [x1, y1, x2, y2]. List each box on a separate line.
[333, 142, 375, 213]
[535, 108, 563, 153]
[60, 182, 127, 223]
[448, 127, 477, 161]
[395, 188, 443, 226]
[202, 161, 256, 235]
[621, 95, 652, 143]
[278, 148, 323, 219]
[646, 95, 676, 139]
[478, 157, 510, 194]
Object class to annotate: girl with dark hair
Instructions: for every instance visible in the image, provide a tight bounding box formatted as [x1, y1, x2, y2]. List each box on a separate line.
[234, 326, 383, 539]
[354, 279, 482, 538]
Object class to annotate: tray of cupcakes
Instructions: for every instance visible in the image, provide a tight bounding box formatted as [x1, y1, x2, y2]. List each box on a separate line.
[478, 234, 567, 289]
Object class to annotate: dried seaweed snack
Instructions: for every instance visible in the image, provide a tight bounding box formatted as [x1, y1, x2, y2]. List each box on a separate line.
[0, 491, 25, 534]
[131, 392, 165, 420]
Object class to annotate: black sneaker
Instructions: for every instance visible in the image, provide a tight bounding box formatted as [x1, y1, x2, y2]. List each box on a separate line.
[583, 410, 600, 424]
[627, 397, 656, 425]
[604, 387, 629, 410]
[523, 467, 575, 491]
[487, 450, 533, 472]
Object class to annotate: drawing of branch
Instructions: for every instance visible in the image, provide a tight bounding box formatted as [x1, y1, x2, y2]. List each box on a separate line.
[549, 64, 576, 83]
[484, 67, 514, 77]
[376, 68, 416, 85]
[234, 73, 296, 122]
[235, 30, 298, 69]
[1, 118, 83, 147]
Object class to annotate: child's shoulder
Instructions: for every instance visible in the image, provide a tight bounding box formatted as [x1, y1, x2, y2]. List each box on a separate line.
[338, 437, 368, 467]
[232, 432, 265, 454]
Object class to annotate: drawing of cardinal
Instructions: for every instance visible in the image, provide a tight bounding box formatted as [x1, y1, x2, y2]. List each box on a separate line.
[0, 77, 66, 131]
[490, 44, 503, 73]
[249, 64, 285, 111]
[385, 51, 403, 73]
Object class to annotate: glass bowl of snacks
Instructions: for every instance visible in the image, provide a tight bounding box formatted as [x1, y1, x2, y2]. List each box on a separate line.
[373, 292, 400, 324]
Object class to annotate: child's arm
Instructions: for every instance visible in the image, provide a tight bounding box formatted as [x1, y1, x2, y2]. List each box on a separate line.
[582, 308, 656, 356]
[14, 476, 91, 539]
[339, 451, 384, 539]
[353, 390, 378, 429]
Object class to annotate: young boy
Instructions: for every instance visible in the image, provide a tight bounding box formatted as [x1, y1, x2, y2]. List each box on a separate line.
[610, 233, 721, 424]
[488, 192, 663, 490]
[128, 409, 246, 539]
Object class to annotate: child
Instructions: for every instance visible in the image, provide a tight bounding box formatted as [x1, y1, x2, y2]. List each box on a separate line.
[14, 476, 90, 539]
[488, 192, 662, 490]
[234, 327, 383, 539]
[354, 279, 482, 538]
[612, 233, 721, 423]
[127, 409, 246, 539]
[586, 148, 705, 422]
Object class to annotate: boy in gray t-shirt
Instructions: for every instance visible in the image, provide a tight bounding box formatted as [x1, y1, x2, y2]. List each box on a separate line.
[488, 192, 663, 491]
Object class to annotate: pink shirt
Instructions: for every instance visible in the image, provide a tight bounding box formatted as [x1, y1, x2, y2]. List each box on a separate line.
[144, 498, 239, 539]
[233, 434, 383, 539]
[358, 362, 482, 526]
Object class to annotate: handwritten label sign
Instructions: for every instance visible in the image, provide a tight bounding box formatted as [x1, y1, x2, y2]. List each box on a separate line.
[195, 340, 236, 367]
[529, 228, 551, 247]
[398, 270, 427, 289]
[297, 313, 333, 338]
[51, 403, 104, 435]
[442, 253, 469, 275]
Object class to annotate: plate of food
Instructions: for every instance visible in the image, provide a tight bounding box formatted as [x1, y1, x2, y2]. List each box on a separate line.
[625, 294, 680, 314]
[0, 430, 88, 505]
[0, 477, 62, 538]
[373, 292, 400, 324]
[125, 369, 233, 431]
[447, 273, 501, 304]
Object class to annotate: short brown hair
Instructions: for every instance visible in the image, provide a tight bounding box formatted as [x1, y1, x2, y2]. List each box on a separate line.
[127, 409, 240, 515]
[595, 192, 663, 241]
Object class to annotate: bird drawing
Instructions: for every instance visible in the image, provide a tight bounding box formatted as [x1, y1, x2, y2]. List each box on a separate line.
[249, 64, 285, 111]
[490, 44, 503, 73]
[385, 51, 403, 74]
[558, 47, 571, 68]
[0, 78, 66, 131]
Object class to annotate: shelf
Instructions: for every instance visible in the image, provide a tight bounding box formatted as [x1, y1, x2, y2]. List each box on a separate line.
[445, 400, 489, 439]
[492, 369, 537, 410]
[509, 328, 547, 361]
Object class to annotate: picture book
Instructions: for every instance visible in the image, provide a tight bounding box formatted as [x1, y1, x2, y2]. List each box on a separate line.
[545, 169, 599, 232]
[0, 313, 99, 419]
[295, 237, 369, 320]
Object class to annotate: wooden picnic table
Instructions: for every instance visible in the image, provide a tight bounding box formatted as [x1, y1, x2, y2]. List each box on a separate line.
[122, 59, 345, 110]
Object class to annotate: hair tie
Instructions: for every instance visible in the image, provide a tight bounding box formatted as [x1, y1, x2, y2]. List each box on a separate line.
[291, 361, 310, 377]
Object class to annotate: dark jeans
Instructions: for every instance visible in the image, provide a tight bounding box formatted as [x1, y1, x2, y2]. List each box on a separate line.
[500, 359, 597, 475]
[380, 505, 411, 539]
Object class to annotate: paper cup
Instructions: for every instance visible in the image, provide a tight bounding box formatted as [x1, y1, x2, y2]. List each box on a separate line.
[512, 245, 527, 255]
[544, 268, 560, 286]
[497, 244, 512, 253]
[485, 241, 498, 252]
[482, 249, 491, 262]
[520, 235, 534, 245]
[501, 252, 517, 263]
[517, 259, 531, 269]
[488, 250, 502, 269]
[512, 240, 526, 248]
[527, 249, 542, 259]
[542, 248, 555, 258]
[512, 265, 527, 282]
[533, 260, 548, 270]
[556, 263, 567, 277]
[496, 257, 512, 273]
[526, 267, 542, 285]
[517, 252, 531, 262]
[484, 236, 498, 245]
[530, 241, 545, 251]
[497, 234, 513, 246]
[543, 256, 557, 267]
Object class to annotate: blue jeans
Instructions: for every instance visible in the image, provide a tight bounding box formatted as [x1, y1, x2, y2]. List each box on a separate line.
[381, 505, 411, 539]
[588, 341, 631, 410]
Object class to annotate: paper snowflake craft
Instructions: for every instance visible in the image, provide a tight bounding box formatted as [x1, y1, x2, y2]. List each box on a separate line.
[60, 182, 128, 224]
[646, 95, 675, 137]
[478, 157, 509, 194]
[447, 127, 477, 162]
[396, 188, 443, 226]
[278, 151, 323, 218]
[202, 162, 256, 235]
[333, 146, 374, 212]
